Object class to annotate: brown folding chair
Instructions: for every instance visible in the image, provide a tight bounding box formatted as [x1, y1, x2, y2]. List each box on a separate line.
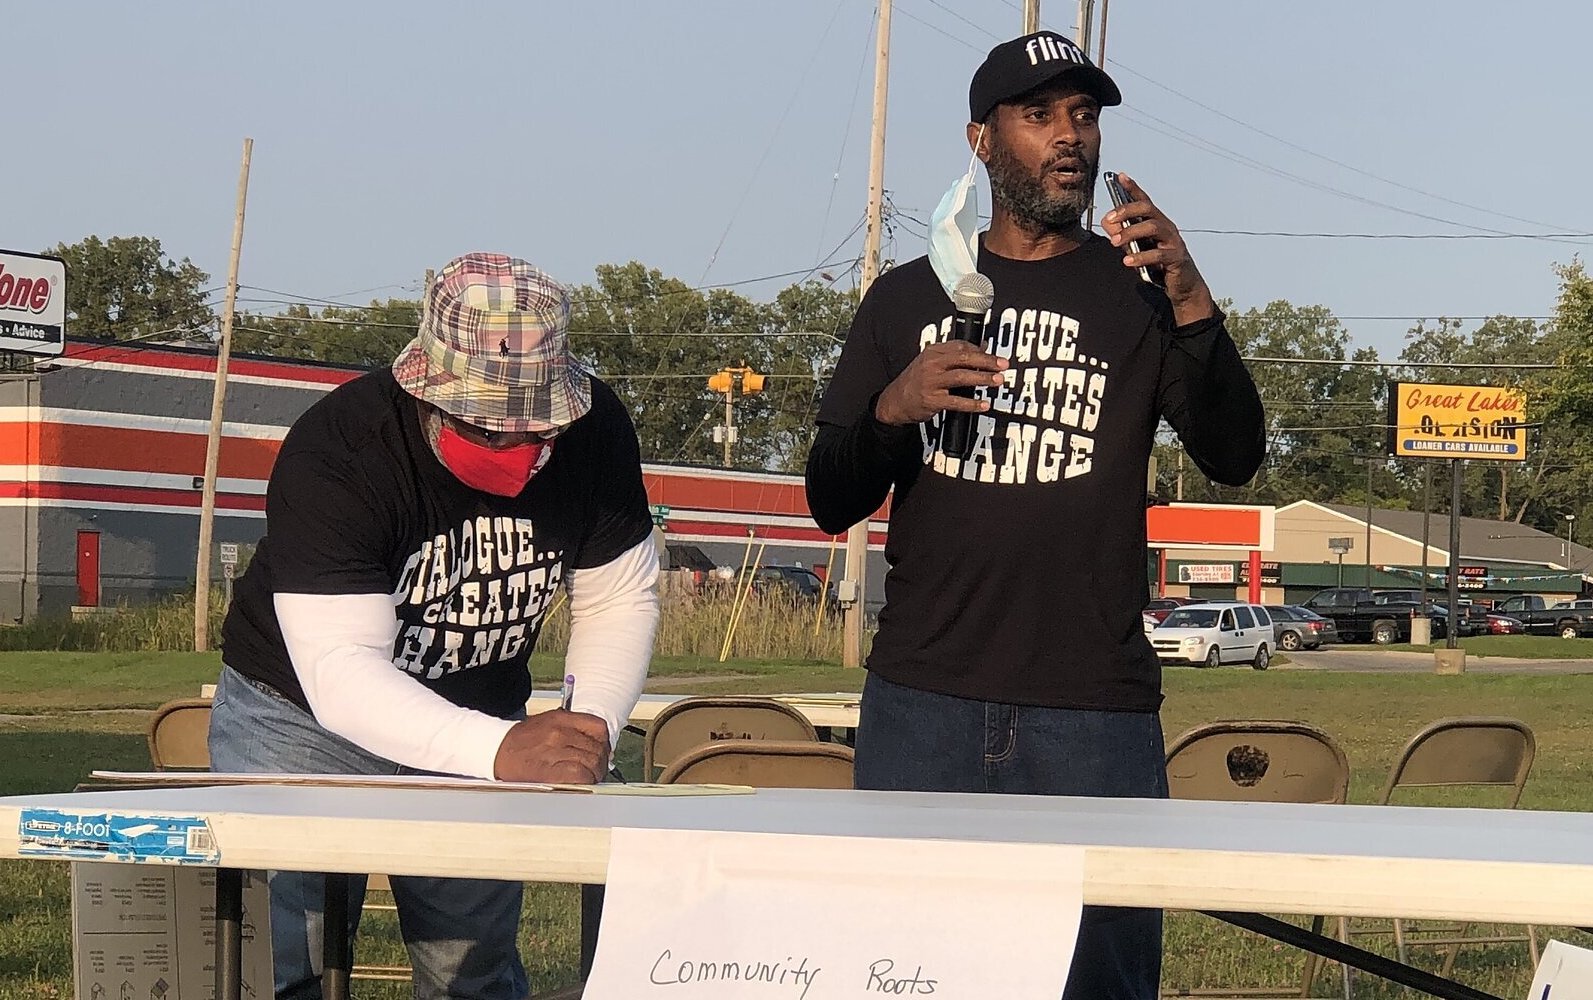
[147, 698, 214, 770]
[643, 696, 818, 780]
[657, 740, 855, 788]
[1167, 720, 1350, 805]
[1164, 720, 1352, 999]
[1374, 717, 1538, 976]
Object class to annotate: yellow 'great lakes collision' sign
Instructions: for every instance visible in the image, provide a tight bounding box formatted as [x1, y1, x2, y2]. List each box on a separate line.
[1387, 381, 1528, 461]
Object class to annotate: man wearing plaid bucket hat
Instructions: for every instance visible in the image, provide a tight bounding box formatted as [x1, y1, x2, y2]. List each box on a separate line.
[211, 252, 660, 1000]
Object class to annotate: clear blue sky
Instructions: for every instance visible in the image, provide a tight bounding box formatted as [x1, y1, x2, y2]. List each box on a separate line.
[10, 1, 1591, 356]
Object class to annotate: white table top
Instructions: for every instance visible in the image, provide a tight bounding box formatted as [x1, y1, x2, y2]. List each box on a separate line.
[3, 785, 1588, 926]
[194, 688, 862, 729]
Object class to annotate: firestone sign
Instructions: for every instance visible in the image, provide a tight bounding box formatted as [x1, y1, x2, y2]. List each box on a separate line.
[0, 250, 66, 356]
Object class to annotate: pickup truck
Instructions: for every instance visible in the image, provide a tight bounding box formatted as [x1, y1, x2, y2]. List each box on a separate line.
[1490, 595, 1593, 638]
[1299, 588, 1449, 645]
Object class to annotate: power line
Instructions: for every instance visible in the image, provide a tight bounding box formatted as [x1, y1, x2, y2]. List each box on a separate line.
[1244, 356, 1557, 370]
[1115, 106, 1586, 246]
[695, 0, 850, 285]
[893, 5, 984, 51]
[918, 0, 1003, 42]
[1106, 59, 1583, 236]
[1186, 230, 1593, 241]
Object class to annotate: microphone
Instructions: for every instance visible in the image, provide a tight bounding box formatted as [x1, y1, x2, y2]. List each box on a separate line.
[938, 272, 996, 460]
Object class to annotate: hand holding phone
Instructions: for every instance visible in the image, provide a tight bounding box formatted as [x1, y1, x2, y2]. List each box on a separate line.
[1103, 171, 1163, 286]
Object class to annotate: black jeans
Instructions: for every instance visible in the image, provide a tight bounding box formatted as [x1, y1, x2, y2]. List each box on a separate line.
[855, 671, 1168, 1000]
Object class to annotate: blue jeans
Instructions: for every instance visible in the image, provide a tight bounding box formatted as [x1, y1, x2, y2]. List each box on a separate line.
[207, 665, 529, 1000]
[855, 671, 1168, 1000]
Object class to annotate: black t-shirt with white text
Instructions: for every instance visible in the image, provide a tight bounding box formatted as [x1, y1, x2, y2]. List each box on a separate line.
[222, 369, 653, 719]
[812, 236, 1263, 712]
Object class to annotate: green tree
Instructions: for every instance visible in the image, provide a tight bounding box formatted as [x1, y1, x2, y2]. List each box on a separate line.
[1165, 300, 1390, 507]
[232, 298, 420, 367]
[48, 235, 212, 341]
[1528, 260, 1593, 536]
[569, 262, 851, 470]
[227, 260, 856, 471]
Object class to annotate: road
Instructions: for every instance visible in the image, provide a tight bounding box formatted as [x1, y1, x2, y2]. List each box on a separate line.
[1276, 647, 1593, 675]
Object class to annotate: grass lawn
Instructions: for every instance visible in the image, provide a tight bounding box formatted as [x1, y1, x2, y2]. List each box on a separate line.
[3, 653, 1592, 998]
[1381, 634, 1593, 658]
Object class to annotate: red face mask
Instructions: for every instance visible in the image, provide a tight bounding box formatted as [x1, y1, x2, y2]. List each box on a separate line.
[436, 425, 551, 496]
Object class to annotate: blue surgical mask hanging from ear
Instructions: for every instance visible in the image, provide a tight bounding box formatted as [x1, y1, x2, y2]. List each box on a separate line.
[927, 125, 985, 302]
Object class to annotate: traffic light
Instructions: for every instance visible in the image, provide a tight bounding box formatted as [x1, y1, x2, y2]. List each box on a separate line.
[707, 367, 765, 395]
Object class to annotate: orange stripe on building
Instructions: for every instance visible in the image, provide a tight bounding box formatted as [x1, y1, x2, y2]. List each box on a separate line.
[0, 424, 281, 480]
[642, 470, 890, 521]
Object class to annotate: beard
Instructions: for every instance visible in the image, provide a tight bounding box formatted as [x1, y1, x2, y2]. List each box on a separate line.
[986, 139, 1097, 236]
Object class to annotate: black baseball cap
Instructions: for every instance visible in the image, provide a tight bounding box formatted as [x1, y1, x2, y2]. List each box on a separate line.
[968, 30, 1122, 123]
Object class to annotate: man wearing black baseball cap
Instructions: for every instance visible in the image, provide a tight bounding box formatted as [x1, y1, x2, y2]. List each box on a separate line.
[968, 29, 1123, 120]
[807, 30, 1264, 1000]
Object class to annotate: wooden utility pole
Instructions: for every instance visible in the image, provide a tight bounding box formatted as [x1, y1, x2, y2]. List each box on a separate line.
[1075, 0, 1095, 58]
[1364, 457, 1374, 587]
[1023, 0, 1040, 33]
[194, 138, 253, 652]
[1096, 0, 1110, 65]
[722, 388, 735, 467]
[843, 0, 891, 670]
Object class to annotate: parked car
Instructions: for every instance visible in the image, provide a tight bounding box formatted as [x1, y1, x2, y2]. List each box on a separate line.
[1144, 596, 1198, 623]
[1552, 599, 1593, 611]
[741, 564, 837, 608]
[1491, 595, 1593, 638]
[1142, 611, 1160, 634]
[1484, 614, 1525, 635]
[1266, 605, 1338, 651]
[1150, 602, 1274, 669]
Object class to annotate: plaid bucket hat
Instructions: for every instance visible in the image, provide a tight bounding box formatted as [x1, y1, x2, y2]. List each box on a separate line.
[392, 253, 592, 432]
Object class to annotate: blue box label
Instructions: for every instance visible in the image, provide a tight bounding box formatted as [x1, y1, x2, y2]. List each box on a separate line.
[18, 809, 218, 864]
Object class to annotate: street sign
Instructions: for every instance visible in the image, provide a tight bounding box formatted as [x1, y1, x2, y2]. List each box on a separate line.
[223, 563, 236, 580]
[0, 250, 66, 356]
[1327, 537, 1354, 554]
[1387, 380, 1528, 462]
[649, 504, 670, 527]
[1177, 563, 1236, 584]
[1238, 561, 1282, 586]
[219, 543, 239, 566]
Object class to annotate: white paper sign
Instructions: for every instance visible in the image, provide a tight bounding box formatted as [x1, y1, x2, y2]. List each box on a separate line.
[584, 828, 1085, 1000]
[1528, 940, 1593, 999]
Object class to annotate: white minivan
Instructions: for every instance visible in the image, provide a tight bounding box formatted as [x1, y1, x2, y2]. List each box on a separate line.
[1149, 602, 1274, 670]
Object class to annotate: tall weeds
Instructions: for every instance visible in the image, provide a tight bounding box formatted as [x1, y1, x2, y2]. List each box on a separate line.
[0, 590, 861, 662]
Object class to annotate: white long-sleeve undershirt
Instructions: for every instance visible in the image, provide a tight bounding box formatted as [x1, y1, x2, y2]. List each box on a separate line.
[273, 536, 660, 779]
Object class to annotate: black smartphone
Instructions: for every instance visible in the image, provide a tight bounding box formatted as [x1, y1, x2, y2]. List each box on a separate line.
[1102, 171, 1162, 286]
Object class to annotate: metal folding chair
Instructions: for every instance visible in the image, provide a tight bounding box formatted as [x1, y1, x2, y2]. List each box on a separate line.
[642, 696, 819, 780]
[1163, 720, 1352, 1000]
[146, 698, 213, 770]
[657, 739, 855, 788]
[1373, 717, 1538, 977]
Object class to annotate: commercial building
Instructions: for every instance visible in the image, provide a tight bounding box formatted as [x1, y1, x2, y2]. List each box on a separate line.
[1158, 500, 1588, 606]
